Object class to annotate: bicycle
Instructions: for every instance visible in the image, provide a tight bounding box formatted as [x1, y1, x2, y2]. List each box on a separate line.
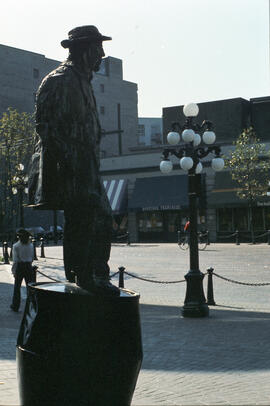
[178, 232, 207, 251]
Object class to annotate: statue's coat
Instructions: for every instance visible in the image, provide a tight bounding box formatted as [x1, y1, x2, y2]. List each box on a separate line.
[28, 61, 110, 213]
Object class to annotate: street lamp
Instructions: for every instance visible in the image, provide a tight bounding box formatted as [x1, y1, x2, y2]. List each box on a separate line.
[160, 102, 224, 317]
[12, 163, 28, 228]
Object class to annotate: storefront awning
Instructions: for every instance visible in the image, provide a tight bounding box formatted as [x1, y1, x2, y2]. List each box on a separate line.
[103, 179, 128, 213]
[208, 171, 246, 208]
[129, 175, 190, 211]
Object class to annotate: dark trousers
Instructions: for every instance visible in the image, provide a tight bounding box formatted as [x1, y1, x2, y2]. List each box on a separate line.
[11, 262, 35, 311]
[63, 203, 112, 284]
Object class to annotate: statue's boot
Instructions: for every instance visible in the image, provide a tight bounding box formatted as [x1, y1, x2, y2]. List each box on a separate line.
[94, 275, 120, 296]
[75, 271, 120, 296]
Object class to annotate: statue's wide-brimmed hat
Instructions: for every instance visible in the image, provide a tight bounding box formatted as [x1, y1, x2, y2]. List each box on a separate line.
[61, 25, 112, 49]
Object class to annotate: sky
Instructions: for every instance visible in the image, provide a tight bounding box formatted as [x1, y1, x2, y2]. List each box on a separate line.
[1, 0, 269, 117]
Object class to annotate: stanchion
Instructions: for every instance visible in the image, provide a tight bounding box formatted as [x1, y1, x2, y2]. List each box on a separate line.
[118, 266, 125, 288]
[3, 242, 9, 264]
[32, 238, 38, 260]
[206, 267, 216, 305]
[40, 238, 45, 258]
[268, 230, 270, 245]
[236, 230, 240, 245]
[9, 242, 14, 260]
[126, 232, 130, 246]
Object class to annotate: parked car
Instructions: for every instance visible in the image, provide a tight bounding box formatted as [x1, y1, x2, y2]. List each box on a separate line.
[24, 227, 46, 240]
[44, 226, 63, 241]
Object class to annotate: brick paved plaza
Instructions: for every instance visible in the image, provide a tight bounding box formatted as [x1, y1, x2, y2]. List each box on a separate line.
[1, 243, 270, 405]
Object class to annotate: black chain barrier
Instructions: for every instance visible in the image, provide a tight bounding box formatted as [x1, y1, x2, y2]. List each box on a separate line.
[253, 231, 269, 240]
[116, 233, 128, 240]
[110, 270, 120, 278]
[220, 232, 238, 239]
[213, 271, 270, 286]
[123, 269, 186, 284]
[36, 269, 61, 283]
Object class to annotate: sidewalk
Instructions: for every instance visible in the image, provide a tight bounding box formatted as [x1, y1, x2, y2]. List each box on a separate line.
[1, 243, 270, 405]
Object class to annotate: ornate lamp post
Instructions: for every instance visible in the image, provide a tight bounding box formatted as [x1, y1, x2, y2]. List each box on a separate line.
[160, 103, 224, 317]
[12, 163, 28, 228]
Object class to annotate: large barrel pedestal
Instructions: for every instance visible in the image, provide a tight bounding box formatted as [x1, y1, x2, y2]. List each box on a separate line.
[17, 282, 143, 406]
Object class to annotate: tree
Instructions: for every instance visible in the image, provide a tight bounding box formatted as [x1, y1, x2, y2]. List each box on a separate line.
[226, 126, 270, 241]
[0, 108, 35, 234]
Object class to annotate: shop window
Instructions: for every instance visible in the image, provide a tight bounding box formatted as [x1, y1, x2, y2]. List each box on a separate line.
[251, 207, 264, 231]
[233, 207, 248, 231]
[217, 208, 233, 231]
[138, 212, 163, 233]
[165, 212, 182, 233]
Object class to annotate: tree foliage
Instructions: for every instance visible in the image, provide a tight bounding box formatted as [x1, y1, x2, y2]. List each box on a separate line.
[226, 126, 270, 202]
[0, 108, 35, 232]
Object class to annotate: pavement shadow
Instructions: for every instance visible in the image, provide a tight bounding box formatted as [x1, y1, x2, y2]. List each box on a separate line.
[140, 303, 270, 372]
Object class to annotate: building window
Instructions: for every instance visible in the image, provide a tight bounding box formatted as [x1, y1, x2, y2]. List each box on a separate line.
[100, 84, 105, 93]
[233, 207, 248, 231]
[217, 208, 233, 232]
[100, 106, 105, 115]
[138, 212, 163, 233]
[33, 68, 39, 79]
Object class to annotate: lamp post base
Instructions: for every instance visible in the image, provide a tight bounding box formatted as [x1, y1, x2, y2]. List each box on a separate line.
[182, 302, 209, 318]
[181, 270, 209, 318]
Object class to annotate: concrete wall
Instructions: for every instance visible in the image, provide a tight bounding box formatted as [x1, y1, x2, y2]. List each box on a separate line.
[0, 45, 138, 158]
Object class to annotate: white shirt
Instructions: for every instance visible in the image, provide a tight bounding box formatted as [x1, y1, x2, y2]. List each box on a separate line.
[12, 241, 34, 263]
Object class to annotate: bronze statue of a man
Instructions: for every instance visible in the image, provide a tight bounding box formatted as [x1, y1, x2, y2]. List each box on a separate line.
[28, 25, 119, 294]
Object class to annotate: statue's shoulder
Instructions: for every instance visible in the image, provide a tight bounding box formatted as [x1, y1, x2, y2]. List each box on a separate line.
[38, 61, 75, 94]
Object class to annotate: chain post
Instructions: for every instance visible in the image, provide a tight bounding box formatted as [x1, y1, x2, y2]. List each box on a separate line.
[118, 266, 125, 288]
[32, 238, 38, 260]
[40, 238, 45, 258]
[9, 242, 13, 260]
[206, 230, 210, 245]
[3, 242, 9, 264]
[126, 232, 130, 246]
[235, 230, 240, 245]
[268, 230, 270, 245]
[206, 267, 216, 305]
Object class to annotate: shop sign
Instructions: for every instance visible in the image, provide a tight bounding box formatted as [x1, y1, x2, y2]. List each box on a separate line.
[142, 206, 159, 211]
[142, 204, 182, 211]
[159, 205, 181, 210]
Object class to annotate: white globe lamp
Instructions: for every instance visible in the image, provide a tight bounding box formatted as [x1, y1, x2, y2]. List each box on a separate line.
[195, 162, 203, 174]
[182, 129, 195, 143]
[180, 156, 194, 171]
[183, 103, 199, 117]
[160, 160, 173, 174]
[193, 133, 201, 147]
[167, 131, 180, 145]
[211, 157, 224, 171]
[202, 131, 216, 145]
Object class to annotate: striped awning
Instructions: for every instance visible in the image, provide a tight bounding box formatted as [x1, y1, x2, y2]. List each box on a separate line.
[103, 179, 128, 213]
